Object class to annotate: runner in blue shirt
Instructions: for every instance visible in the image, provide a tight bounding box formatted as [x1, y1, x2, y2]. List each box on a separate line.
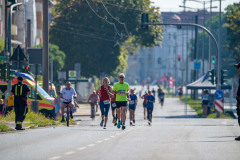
[129, 89, 138, 126]
[146, 90, 155, 125]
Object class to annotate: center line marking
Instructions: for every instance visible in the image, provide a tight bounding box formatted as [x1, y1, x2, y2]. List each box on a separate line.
[64, 151, 75, 155]
[88, 144, 95, 147]
[77, 147, 86, 150]
[49, 156, 61, 160]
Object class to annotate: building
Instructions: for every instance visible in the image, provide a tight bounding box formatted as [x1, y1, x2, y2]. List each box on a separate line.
[126, 10, 218, 86]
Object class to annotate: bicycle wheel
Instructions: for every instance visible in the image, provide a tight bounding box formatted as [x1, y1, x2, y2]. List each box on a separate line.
[66, 106, 69, 127]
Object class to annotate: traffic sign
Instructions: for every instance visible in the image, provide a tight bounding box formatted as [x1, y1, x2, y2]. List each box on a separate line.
[215, 99, 224, 113]
[68, 70, 76, 80]
[194, 61, 201, 70]
[0, 55, 7, 61]
[214, 90, 224, 100]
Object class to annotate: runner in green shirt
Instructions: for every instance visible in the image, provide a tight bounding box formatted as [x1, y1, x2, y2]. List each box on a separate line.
[112, 73, 130, 130]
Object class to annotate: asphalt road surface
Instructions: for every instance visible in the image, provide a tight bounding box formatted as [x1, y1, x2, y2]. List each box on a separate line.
[1, 96, 240, 160]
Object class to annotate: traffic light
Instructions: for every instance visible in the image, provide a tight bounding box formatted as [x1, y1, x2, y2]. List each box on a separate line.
[178, 55, 181, 62]
[141, 13, 149, 29]
[0, 64, 6, 81]
[25, 65, 30, 73]
[211, 56, 215, 64]
[221, 69, 227, 84]
[7, 64, 15, 81]
[208, 69, 215, 85]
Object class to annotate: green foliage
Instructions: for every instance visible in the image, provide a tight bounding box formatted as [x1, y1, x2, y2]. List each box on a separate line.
[0, 123, 14, 132]
[34, 44, 66, 82]
[50, 0, 163, 77]
[0, 37, 4, 52]
[225, 2, 240, 62]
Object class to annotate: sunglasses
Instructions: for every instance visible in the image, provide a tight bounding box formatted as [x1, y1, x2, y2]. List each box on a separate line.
[119, 77, 124, 79]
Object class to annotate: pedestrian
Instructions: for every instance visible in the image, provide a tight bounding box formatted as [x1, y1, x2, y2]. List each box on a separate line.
[159, 89, 165, 108]
[178, 86, 183, 98]
[97, 77, 113, 129]
[234, 63, 240, 141]
[202, 90, 209, 118]
[10, 76, 30, 130]
[152, 88, 156, 97]
[88, 90, 99, 119]
[55, 91, 61, 120]
[112, 73, 130, 130]
[141, 91, 148, 120]
[3, 90, 14, 115]
[146, 90, 155, 125]
[129, 89, 137, 126]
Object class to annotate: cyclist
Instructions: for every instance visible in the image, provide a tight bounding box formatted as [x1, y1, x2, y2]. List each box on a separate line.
[60, 82, 77, 122]
[159, 89, 165, 108]
[111, 93, 117, 126]
[112, 73, 130, 130]
[129, 89, 137, 126]
[97, 77, 112, 129]
[88, 90, 99, 119]
[141, 91, 148, 120]
[146, 90, 155, 125]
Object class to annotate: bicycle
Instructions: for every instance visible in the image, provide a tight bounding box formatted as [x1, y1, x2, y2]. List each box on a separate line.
[62, 99, 72, 127]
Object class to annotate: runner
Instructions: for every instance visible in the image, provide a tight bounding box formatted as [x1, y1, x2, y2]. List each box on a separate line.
[141, 91, 148, 120]
[88, 90, 99, 119]
[152, 88, 156, 97]
[146, 90, 155, 125]
[112, 73, 130, 130]
[159, 89, 165, 108]
[157, 86, 162, 103]
[129, 89, 138, 126]
[97, 77, 112, 129]
[111, 93, 117, 126]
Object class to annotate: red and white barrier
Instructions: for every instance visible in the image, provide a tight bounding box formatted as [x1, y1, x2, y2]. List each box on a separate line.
[215, 99, 224, 113]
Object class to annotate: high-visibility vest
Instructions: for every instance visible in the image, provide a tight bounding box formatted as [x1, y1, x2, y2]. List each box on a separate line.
[15, 84, 23, 97]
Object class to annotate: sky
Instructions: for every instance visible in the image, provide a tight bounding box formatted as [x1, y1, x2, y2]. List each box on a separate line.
[151, 0, 239, 12]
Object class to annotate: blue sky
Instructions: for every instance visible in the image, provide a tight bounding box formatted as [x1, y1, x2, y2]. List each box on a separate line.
[151, 0, 239, 12]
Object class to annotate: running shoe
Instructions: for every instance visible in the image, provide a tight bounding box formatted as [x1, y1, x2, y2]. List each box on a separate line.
[122, 124, 126, 130]
[132, 122, 135, 126]
[61, 118, 65, 122]
[133, 120, 135, 123]
[103, 125, 107, 129]
[117, 121, 121, 129]
[100, 120, 104, 127]
[130, 121, 133, 126]
[114, 122, 117, 126]
[235, 136, 240, 141]
[148, 121, 151, 126]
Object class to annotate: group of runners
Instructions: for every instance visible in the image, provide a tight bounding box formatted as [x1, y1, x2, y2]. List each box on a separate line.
[87, 73, 167, 129]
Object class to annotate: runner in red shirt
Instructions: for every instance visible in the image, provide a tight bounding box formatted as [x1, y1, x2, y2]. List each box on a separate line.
[96, 77, 113, 129]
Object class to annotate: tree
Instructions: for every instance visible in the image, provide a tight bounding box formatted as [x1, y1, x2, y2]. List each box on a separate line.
[35, 44, 66, 82]
[225, 3, 240, 61]
[50, 0, 163, 77]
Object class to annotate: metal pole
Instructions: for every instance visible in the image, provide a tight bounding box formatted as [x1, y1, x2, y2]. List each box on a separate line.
[194, 15, 198, 81]
[42, 0, 49, 93]
[4, 0, 8, 55]
[208, 0, 212, 70]
[182, 26, 184, 85]
[50, 59, 53, 96]
[35, 64, 38, 112]
[217, 0, 221, 89]
[202, 2, 205, 75]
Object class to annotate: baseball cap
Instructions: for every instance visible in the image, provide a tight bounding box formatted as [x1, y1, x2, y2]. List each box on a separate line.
[17, 76, 23, 81]
[234, 63, 240, 68]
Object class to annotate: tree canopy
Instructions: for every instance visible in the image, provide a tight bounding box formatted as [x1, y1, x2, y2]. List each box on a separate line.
[50, 0, 163, 77]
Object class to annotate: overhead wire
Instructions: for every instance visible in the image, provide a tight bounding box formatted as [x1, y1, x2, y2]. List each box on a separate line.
[100, 1, 130, 37]
[86, 0, 122, 37]
[51, 27, 116, 42]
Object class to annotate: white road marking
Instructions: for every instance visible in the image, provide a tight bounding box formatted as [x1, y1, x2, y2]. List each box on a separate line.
[64, 151, 76, 155]
[104, 138, 110, 141]
[110, 136, 115, 138]
[77, 147, 86, 150]
[88, 144, 95, 147]
[49, 156, 61, 160]
[96, 141, 103, 143]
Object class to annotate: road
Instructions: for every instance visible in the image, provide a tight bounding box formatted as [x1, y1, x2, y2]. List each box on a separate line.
[0, 96, 240, 160]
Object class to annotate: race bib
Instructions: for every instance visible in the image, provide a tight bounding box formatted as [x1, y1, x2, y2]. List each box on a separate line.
[103, 100, 110, 105]
[129, 100, 135, 105]
[112, 103, 116, 107]
[119, 90, 126, 95]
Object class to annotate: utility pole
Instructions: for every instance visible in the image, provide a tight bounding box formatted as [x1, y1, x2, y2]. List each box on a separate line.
[202, 2, 206, 75]
[42, 0, 49, 93]
[208, 0, 212, 70]
[217, 0, 221, 89]
[4, 0, 8, 55]
[194, 15, 198, 81]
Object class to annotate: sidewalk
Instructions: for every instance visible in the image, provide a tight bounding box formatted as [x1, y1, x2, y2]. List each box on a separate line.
[73, 103, 101, 116]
